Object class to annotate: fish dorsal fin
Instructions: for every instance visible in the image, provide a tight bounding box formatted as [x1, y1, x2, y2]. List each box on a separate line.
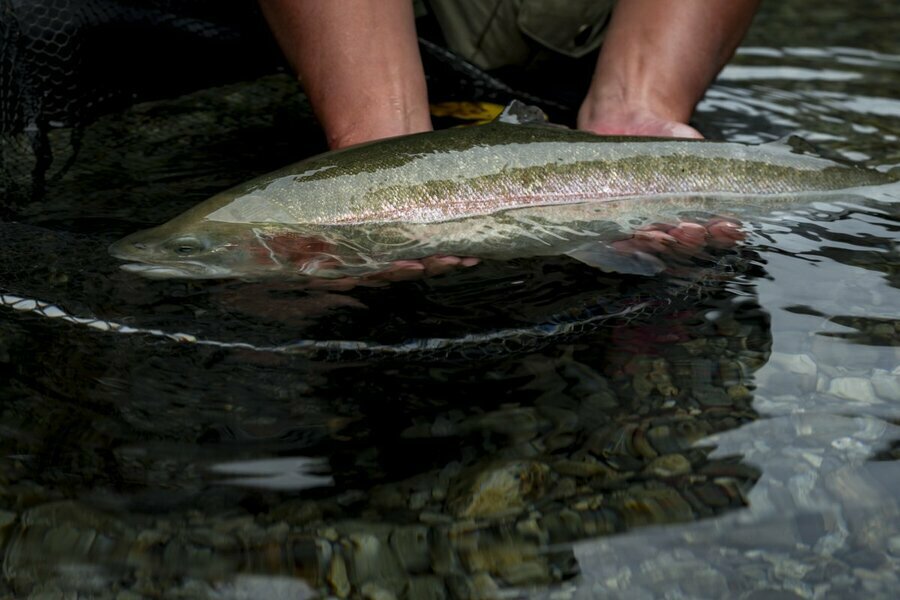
[766, 134, 860, 165]
[888, 165, 900, 181]
[497, 100, 550, 125]
[765, 134, 819, 156]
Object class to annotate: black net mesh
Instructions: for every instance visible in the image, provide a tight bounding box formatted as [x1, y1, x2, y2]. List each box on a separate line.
[0, 0, 577, 215]
[0, 0, 289, 211]
[0, 0, 281, 134]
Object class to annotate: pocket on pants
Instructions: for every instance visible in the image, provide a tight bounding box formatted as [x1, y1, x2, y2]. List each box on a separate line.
[516, 0, 614, 58]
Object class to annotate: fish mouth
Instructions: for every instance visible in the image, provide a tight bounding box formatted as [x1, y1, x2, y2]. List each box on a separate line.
[110, 240, 233, 279]
[118, 262, 232, 280]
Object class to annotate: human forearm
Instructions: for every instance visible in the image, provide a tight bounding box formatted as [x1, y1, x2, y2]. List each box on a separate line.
[578, 0, 760, 137]
[259, 0, 432, 149]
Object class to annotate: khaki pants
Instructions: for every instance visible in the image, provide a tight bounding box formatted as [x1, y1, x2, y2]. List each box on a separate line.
[423, 0, 616, 70]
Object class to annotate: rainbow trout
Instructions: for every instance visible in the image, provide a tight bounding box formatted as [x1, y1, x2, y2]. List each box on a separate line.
[109, 102, 896, 279]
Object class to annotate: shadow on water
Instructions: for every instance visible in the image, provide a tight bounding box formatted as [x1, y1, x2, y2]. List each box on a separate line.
[1, 0, 900, 598]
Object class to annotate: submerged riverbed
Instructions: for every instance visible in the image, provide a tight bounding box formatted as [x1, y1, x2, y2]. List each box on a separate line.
[1, 1, 899, 598]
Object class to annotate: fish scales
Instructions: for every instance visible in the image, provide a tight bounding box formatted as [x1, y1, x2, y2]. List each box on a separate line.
[109, 108, 897, 280]
[213, 128, 882, 226]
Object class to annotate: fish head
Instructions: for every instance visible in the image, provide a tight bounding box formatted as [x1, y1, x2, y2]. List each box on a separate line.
[109, 220, 344, 280]
[109, 222, 254, 279]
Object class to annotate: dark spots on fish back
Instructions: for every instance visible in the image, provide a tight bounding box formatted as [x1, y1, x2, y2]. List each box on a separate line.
[267, 124, 671, 185]
[354, 155, 882, 222]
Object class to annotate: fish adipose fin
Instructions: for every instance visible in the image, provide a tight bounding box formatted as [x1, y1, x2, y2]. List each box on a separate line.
[765, 134, 817, 153]
[497, 100, 551, 126]
[565, 243, 666, 276]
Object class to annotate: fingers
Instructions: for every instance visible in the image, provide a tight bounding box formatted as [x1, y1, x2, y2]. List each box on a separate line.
[367, 255, 480, 282]
[420, 255, 481, 277]
[660, 122, 704, 139]
[578, 108, 705, 140]
[707, 219, 746, 248]
[612, 218, 746, 264]
[304, 255, 481, 290]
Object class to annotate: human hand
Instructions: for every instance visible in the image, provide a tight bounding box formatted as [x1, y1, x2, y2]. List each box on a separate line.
[296, 256, 481, 291]
[612, 218, 746, 257]
[575, 0, 759, 142]
[577, 105, 703, 139]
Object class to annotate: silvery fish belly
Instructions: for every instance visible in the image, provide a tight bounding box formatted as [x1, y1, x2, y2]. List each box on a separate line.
[109, 102, 896, 280]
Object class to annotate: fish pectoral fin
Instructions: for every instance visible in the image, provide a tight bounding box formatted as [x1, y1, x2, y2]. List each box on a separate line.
[564, 243, 666, 276]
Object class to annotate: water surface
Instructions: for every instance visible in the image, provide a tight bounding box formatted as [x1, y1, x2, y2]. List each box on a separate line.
[1, 1, 899, 598]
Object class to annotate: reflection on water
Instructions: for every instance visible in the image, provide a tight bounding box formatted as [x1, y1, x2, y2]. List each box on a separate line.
[0, 273, 771, 598]
[1, 1, 900, 598]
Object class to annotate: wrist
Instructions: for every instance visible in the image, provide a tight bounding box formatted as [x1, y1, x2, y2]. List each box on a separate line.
[577, 86, 702, 139]
[577, 46, 701, 138]
[580, 56, 696, 125]
[321, 93, 432, 150]
[260, 0, 432, 150]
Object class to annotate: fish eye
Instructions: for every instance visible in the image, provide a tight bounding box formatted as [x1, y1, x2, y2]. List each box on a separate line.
[167, 236, 206, 256]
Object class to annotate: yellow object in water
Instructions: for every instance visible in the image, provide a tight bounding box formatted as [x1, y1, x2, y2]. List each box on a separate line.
[429, 101, 505, 124]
